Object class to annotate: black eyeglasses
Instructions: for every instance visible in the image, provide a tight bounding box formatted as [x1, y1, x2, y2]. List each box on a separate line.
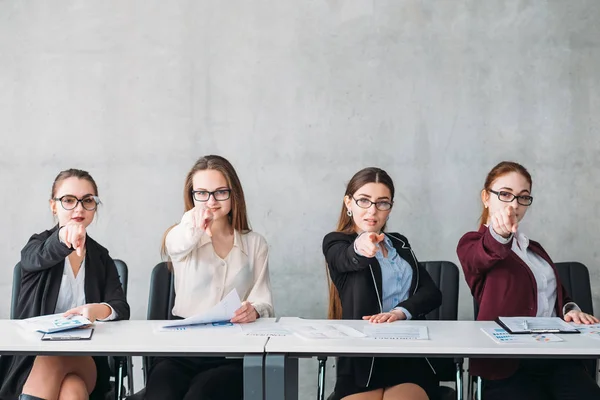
[352, 196, 393, 211]
[489, 190, 533, 206]
[53, 195, 101, 211]
[192, 189, 232, 202]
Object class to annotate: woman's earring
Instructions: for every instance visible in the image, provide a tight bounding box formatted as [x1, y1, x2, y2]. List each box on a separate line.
[347, 209, 352, 217]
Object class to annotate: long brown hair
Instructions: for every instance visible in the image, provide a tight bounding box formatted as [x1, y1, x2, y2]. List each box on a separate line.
[161, 155, 251, 259]
[327, 167, 395, 319]
[479, 161, 532, 227]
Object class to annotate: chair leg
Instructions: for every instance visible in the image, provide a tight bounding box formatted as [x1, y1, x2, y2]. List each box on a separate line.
[116, 358, 125, 400]
[126, 356, 134, 395]
[454, 358, 464, 400]
[317, 356, 327, 400]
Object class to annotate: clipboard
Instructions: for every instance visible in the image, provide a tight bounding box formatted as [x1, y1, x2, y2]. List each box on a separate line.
[495, 317, 580, 335]
[41, 328, 94, 341]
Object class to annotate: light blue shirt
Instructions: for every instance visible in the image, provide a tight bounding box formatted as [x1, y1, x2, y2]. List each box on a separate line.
[375, 235, 414, 319]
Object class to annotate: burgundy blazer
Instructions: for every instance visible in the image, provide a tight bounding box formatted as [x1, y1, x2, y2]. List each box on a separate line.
[457, 225, 572, 380]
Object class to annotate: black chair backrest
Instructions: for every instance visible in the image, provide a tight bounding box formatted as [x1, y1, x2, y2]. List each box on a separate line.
[422, 261, 459, 321]
[555, 262, 593, 314]
[142, 262, 176, 383]
[147, 262, 176, 320]
[11, 259, 129, 319]
[421, 261, 460, 384]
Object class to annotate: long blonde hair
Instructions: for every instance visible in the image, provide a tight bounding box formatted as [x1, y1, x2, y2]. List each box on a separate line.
[161, 155, 251, 261]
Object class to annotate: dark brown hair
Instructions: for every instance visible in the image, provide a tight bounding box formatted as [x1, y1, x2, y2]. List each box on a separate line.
[327, 167, 395, 319]
[479, 161, 533, 227]
[51, 169, 99, 198]
[161, 155, 251, 259]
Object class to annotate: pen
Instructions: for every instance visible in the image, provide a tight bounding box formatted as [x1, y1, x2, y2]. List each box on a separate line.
[530, 329, 560, 333]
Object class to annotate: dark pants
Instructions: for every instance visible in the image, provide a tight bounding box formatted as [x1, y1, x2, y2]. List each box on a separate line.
[483, 359, 600, 400]
[144, 357, 243, 400]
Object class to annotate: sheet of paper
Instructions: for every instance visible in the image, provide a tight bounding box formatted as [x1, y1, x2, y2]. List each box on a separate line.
[498, 317, 577, 333]
[288, 324, 366, 340]
[154, 321, 242, 333]
[19, 313, 92, 333]
[162, 289, 241, 328]
[240, 322, 292, 337]
[363, 324, 429, 340]
[482, 327, 563, 344]
[571, 323, 600, 340]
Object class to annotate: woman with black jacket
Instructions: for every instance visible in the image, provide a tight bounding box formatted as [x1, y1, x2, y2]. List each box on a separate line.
[323, 167, 441, 400]
[0, 169, 130, 400]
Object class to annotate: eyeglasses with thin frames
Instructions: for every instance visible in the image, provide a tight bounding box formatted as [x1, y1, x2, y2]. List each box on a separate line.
[192, 189, 232, 202]
[53, 195, 101, 211]
[352, 196, 393, 211]
[488, 190, 533, 206]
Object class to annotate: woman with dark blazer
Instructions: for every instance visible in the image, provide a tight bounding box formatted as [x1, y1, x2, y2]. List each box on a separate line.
[0, 169, 130, 400]
[323, 167, 442, 400]
[457, 161, 600, 400]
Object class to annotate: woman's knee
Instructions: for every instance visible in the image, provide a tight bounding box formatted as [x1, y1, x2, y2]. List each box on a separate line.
[57, 374, 89, 400]
[383, 383, 429, 400]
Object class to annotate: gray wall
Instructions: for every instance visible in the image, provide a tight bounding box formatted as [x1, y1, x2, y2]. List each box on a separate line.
[1, 1, 599, 398]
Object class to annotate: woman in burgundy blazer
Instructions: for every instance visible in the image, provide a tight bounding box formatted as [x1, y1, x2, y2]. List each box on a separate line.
[457, 161, 600, 400]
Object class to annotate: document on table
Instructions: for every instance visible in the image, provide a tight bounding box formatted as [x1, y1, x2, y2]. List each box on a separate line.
[289, 324, 366, 340]
[155, 321, 242, 333]
[363, 324, 429, 340]
[571, 323, 600, 340]
[162, 289, 241, 328]
[241, 322, 292, 337]
[482, 327, 563, 344]
[19, 313, 92, 334]
[497, 317, 579, 334]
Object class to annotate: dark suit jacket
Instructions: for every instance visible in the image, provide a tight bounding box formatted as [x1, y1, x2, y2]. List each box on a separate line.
[323, 231, 442, 387]
[457, 225, 572, 380]
[0, 226, 130, 400]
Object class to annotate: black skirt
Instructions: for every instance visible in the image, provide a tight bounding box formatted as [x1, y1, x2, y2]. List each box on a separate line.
[332, 356, 438, 399]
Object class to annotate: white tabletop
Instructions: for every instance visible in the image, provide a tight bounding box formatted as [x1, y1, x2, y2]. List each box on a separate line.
[0, 319, 270, 357]
[266, 318, 600, 358]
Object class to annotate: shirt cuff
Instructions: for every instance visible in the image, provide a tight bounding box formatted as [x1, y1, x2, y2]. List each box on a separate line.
[98, 303, 117, 321]
[563, 302, 581, 316]
[488, 224, 513, 244]
[393, 307, 412, 320]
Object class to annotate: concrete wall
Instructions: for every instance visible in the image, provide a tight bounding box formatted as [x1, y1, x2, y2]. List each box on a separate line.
[1, 1, 599, 397]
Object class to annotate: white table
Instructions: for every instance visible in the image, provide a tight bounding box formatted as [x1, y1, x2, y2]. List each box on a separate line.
[0, 319, 270, 400]
[264, 318, 600, 400]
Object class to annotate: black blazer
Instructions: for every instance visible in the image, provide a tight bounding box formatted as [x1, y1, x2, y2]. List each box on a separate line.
[323, 231, 442, 386]
[0, 226, 130, 400]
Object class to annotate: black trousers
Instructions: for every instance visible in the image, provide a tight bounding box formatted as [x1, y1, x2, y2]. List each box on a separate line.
[482, 359, 600, 400]
[144, 356, 243, 400]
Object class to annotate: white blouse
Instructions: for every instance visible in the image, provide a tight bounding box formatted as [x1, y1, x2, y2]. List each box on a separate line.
[54, 257, 116, 320]
[165, 210, 274, 319]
